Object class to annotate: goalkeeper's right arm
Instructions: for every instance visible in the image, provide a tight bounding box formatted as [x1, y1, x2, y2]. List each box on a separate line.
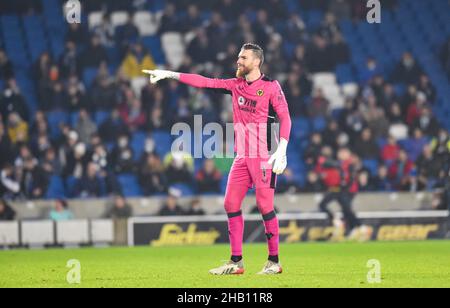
[143, 70, 235, 90]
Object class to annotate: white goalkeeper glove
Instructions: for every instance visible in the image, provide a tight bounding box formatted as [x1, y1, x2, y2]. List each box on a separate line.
[268, 138, 288, 175]
[142, 69, 179, 84]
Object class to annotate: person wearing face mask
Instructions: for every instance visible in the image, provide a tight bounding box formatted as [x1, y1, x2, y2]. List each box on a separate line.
[99, 108, 129, 143]
[392, 52, 424, 85]
[0, 79, 29, 122]
[111, 134, 135, 174]
[411, 107, 440, 137]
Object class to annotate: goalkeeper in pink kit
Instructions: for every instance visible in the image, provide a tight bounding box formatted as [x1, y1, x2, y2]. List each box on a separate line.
[144, 43, 292, 275]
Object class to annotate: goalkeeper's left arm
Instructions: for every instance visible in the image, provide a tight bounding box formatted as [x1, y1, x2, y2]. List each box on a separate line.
[268, 81, 292, 175]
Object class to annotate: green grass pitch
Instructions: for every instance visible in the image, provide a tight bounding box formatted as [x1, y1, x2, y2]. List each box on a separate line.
[1, 241, 449, 288]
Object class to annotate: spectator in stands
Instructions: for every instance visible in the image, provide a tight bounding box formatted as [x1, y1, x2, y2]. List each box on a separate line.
[392, 52, 423, 85]
[41, 147, 62, 177]
[322, 120, 340, 150]
[358, 57, 381, 84]
[111, 133, 135, 174]
[138, 153, 167, 196]
[164, 150, 194, 185]
[353, 128, 379, 160]
[185, 198, 206, 216]
[388, 149, 414, 190]
[305, 133, 324, 169]
[120, 95, 146, 131]
[65, 75, 87, 111]
[285, 13, 307, 45]
[158, 188, 184, 216]
[371, 165, 392, 192]
[115, 14, 140, 53]
[252, 9, 273, 49]
[417, 74, 436, 103]
[362, 95, 389, 138]
[75, 162, 103, 198]
[1, 79, 29, 122]
[105, 194, 133, 219]
[63, 140, 88, 179]
[31, 132, 51, 160]
[331, 32, 350, 65]
[187, 29, 216, 64]
[80, 35, 108, 68]
[319, 13, 340, 42]
[20, 156, 48, 199]
[7, 112, 28, 145]
[0, 121, 13, 167]
[328, 0, 352, 21]
[99, 109, 128, 143]
[385, 100, 403, 124]
[158, 3, 181, 35]
[308, 88, 330, 118]
[196, 159, 222, 194]
[49, 199, 74, 221]
[379, 83, 398, 109]
[417, 145, 442, 190]
[275, 168, 300, 194]
[430, 129, 450, 167]
[89, 73, 117, 111]
[306, 34, 335, 73]
[0, 49, 14, 80]
[303, 170, 325, 193]
[407, 129, 428, 162]
[406, 91, 426, 126]
[120, 43, 156, 79]
[0, 199, 16, 221]
[0, 164, 20, 198]
[412, 106, 440, 137]
[183, 4, 203, 32]
[357, 169, 372, 192]
[59, 40, 81, 78]
[66, 23, 87, 46]
[75, 109, 97, 144]
[381, 136, 400, 163]
[92, 15, 115, 47]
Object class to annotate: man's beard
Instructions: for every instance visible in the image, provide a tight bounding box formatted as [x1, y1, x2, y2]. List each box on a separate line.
[236, 66, 250, 78]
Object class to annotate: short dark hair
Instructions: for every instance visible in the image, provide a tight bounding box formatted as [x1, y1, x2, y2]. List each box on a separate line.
[241, 43, 264, 67]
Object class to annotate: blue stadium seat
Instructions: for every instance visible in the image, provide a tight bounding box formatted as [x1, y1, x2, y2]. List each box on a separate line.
[292, 117, 310, 139]
[117, 174, 142, 197]
[83, 68, 98, 87]
[311, 117, 327, 132]
[131, 132, 147, 161]
[363, 159, 379, 176]
[171, 183, 195, 197]
[45, 176, 66, 199]
[47, 111, 69, 139]
[152, 131, 173, 156]
[95, 111, 110, 126]
[141, 36, 165, 65]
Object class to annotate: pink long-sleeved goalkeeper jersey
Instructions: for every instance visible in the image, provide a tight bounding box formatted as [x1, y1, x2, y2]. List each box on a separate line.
[179, 73, 292, 158]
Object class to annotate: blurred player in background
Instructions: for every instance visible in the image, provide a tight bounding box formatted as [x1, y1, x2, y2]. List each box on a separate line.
[316, 147, 370, 241]
[144, 43, 291, 275]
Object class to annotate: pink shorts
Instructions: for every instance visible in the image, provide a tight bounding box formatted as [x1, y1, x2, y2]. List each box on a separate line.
[227, 156, 277, 190]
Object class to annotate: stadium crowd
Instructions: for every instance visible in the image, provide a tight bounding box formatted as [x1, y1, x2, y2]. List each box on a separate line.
[0, 0, 449, 211]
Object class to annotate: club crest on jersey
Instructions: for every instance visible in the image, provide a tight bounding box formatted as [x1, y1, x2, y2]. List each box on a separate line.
[238, 96, 245, 105]
[257, 89, 264, 97]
